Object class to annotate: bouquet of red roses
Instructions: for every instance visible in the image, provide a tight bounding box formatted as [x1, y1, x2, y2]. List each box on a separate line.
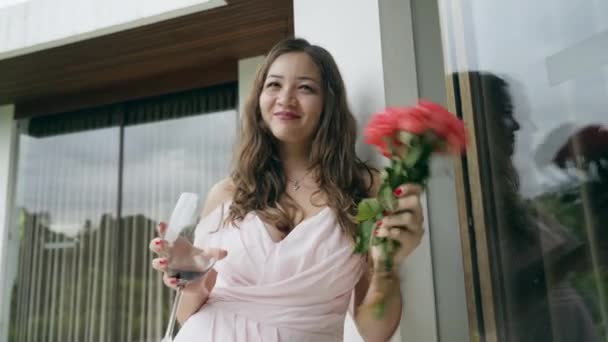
[354, 100, 467, 313]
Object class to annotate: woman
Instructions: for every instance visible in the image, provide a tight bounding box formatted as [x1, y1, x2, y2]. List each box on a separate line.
[150, 38, 424, 342]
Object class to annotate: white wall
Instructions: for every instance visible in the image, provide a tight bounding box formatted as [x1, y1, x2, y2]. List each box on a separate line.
[0, 0, 226, 59]
[293, 1, 438, 341]
[0, 105, 16, 342]
[294, 0, 385, 168]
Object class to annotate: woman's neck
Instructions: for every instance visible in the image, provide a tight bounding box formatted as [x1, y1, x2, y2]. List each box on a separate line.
[279, 141, 312, 177]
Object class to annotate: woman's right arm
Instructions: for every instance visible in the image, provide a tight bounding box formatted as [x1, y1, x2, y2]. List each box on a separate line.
[150, 178, 234, 324]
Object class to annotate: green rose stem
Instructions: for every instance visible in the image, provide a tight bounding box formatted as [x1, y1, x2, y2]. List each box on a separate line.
[356, 101, 467, 318]
[354, 133, 435, 318]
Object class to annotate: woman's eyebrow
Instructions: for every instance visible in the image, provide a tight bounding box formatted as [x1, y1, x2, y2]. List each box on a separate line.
[297, 76, 319, 84]
[267, 74, 319, 84]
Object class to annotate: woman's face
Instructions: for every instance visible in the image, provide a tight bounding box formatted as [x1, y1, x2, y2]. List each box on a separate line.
[259, 52, 324, 145]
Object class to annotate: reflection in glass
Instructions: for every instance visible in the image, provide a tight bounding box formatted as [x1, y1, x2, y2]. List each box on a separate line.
[440, 1, 608, 341]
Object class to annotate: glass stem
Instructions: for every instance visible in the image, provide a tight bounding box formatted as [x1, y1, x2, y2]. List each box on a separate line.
[162, 289, 183, 341]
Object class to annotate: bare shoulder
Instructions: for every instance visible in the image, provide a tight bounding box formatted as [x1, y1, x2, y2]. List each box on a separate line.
[201, 177, 235, 217]
[363, 166, 382, 197]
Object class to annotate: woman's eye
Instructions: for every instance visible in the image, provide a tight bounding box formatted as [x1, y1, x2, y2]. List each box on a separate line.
[266, 82, 280, 88]
[299, 85, 314, 92]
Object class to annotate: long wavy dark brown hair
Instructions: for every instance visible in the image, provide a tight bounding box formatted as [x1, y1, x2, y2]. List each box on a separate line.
[227, 38, 373, 240]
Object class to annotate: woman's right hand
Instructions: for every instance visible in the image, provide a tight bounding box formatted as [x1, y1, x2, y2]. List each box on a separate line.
[149, 222, 227, 294]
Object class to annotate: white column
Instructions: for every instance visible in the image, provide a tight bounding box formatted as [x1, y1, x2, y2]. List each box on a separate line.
[0, 104, 17, 342]
[238, 56, 265, 116]
[293, 1, 438, 341]
[411, 0, 470, 340]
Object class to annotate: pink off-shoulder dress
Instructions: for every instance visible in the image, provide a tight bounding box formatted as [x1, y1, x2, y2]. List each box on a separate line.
[174, 202, 365, 342]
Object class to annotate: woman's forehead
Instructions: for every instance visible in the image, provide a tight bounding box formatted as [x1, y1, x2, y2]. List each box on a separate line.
[267, 52, 320, 80]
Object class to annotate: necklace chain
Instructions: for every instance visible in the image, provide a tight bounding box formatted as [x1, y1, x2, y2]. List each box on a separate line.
[287, 169, 313, 191]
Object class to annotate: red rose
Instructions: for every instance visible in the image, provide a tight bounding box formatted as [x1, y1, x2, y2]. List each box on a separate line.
[364, 100, 466, 157]
[364, 111, 400, 157]
[392, 107, 429, 135]
[417, 100, 467, 154]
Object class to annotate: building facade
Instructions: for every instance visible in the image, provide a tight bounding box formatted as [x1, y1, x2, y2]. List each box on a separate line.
[1, 1, 607, 341]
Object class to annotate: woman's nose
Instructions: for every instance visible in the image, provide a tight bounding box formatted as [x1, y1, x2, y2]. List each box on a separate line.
[277, 87, 296, 107]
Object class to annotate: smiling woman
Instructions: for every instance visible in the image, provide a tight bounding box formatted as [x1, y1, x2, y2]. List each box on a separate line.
[147, 37, 427, 342]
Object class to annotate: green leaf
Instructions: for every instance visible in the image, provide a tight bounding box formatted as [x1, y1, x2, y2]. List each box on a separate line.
[375, 212, 384, 221]
[380, 169, 389, 182]
[393, 162, 403, 179]
[355, 198, 382, 222]
[379, 185, 397, 211]
[404, 143, 423, 167]
[384, 165, 394, 182]
[353, 219, 374, 254]
[388, 159, 407, 188]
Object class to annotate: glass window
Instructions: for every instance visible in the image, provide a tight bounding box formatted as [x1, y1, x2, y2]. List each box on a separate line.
[4, 83, 237, 341]
[439, 1, 608, 341]
[118, 110, 237, 341]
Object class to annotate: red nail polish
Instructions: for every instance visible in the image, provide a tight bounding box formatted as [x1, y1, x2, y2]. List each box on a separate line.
[376, 221, 382, 227]
[373, 230, 379, 236]
[169, 278, 177, 285]
[159, 259, 167, 265]
[154, 240, 162, 245]
[393, 188, 403, 196]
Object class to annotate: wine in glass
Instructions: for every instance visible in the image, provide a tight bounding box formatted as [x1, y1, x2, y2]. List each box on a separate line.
[161, 192, 217, 342]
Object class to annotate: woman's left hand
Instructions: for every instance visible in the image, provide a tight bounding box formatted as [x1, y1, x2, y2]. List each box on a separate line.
[372, 183, 425, 269]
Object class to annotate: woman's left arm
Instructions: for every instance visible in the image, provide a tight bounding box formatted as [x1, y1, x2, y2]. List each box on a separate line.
[354, 183, 425, 341]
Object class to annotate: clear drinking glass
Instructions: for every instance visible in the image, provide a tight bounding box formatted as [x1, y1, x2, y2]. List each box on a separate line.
[161, 192, 217, 342]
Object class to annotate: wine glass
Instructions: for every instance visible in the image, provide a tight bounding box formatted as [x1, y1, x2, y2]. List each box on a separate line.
[161, 192, 217, 342]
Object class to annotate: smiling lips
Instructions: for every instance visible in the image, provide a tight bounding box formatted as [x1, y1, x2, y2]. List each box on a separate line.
[274, 111, 301, 120]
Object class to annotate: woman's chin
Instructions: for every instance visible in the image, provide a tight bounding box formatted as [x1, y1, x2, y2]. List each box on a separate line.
[274, 136, 304, 144]
[272, 133, 310, 146]
[271, 128, 306, 144]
